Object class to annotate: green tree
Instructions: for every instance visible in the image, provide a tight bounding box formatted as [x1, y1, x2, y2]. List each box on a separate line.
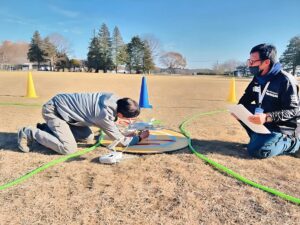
[112, 26, 127, 73]
[143, 42, 155, 74]
[69, 59, 82, 71]
[126, 36, 144, 74]
[280, 36, 300, 75]
[87, 35, 101, 72]
[55, 52, 69, 72]
[98, 23, 113, 73]
[27, 31, 46, 69]
[117, 45, 128, 70]
[127, 36, 155, 74]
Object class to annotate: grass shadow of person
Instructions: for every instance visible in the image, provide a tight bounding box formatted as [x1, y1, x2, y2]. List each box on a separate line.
[0, 132, 19, 152]
[0, 131, 56, 155]
[0, 131, 101, 156]
[169, 138, 250, 159]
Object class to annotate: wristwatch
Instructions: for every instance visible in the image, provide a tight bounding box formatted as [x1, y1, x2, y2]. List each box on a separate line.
[266, 113, 272, 123]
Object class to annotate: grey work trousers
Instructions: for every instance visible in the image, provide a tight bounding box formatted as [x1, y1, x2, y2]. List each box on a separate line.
[32, 100, 94, 155]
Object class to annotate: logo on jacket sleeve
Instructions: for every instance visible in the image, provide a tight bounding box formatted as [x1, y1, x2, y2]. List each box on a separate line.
[265, 90, 278, 98]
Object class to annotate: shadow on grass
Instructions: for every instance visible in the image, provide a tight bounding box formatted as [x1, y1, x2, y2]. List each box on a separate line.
[0, 132, 57, 155]
[0, 132, 250, 159]
[169, 138, 250, 159]
[0, 94, 23, 97]
[0, 131, 100, 155]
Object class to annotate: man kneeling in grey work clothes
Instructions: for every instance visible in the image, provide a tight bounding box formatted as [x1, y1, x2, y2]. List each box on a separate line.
[17, 93, 150, 155]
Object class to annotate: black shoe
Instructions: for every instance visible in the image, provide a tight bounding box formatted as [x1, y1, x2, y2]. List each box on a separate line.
[292, 150, 300, 158]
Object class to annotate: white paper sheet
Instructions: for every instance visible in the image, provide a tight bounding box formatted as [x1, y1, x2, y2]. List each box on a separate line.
[228, 104, 271, 134]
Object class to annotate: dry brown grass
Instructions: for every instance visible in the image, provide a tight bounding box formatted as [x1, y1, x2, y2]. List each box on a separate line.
[0, 71, 299, 225]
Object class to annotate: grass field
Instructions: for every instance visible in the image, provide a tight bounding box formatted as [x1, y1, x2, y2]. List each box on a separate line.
[0, 71, 299, 225]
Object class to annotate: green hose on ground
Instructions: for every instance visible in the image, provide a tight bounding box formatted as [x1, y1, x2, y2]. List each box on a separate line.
[0, 132, 104, 191]
[1, 105, 299, 205]
[179, 109, 300, 205]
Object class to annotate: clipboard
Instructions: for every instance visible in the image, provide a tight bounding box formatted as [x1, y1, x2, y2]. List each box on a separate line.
[228, 104, 271, 134]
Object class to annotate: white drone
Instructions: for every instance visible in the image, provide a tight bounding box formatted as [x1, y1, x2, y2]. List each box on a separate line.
[126, 118, 162, 133]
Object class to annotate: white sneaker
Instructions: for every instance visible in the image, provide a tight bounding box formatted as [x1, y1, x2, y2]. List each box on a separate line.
[17, 127, 34, 152]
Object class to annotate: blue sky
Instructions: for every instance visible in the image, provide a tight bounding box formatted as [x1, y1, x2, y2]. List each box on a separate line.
[0, 0, 299, 69]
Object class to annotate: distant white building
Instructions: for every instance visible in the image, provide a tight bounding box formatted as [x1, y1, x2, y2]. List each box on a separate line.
[0, 62, 53, 71]
[21, 63, 33, 70]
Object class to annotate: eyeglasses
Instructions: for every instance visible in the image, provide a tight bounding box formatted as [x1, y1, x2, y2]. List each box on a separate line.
[116, 117, 138, 126]
[247, 59, 262, 66]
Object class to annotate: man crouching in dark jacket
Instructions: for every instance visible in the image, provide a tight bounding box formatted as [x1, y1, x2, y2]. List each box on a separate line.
[234, 43, 300, 158]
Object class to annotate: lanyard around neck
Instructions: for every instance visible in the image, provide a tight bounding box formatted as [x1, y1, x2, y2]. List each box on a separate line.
[258, 82, 270, 106]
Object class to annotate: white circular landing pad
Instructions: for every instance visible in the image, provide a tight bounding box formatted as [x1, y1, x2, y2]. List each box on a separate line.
[101, 129, 189, 154]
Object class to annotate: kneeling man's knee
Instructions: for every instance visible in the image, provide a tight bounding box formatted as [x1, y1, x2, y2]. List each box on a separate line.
[247, 146, 271, 159]
[61, 143, 77, 155]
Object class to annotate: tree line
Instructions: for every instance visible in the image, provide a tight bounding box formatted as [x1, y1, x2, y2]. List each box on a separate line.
[1, 26, 299, 74]
[27, 32, 79, 71]
[210, 37, 300, 76]
[87, 24, 154, 73]
[25, 23, 187, 74]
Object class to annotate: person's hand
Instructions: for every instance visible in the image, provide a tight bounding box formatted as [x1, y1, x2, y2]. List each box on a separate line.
[139, 130, 150, 139]
[248, 113, 267, 125]
[125, 131, 136, 137]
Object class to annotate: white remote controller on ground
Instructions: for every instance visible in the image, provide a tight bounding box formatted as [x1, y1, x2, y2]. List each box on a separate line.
[99, 151, 123, 164]
[99, 138, 124, 164]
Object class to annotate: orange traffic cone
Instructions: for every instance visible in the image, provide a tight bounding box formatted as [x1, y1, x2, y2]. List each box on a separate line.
[227, 78, 237, 103]
[26, 72, 38, 98]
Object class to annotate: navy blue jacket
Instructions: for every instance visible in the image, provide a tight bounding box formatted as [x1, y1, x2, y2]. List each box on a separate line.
[239, 70, 300, 137]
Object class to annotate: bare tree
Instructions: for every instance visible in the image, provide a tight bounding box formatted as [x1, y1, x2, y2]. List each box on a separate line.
[42, 37, 57, 71]
[212, 59, 241, 74]
[47, 33, 71, 55]
[0, 42, 9, 64]
[142, 34, 161, 62]
[159, 51, 186, 74]
[0, 40, 29, 64]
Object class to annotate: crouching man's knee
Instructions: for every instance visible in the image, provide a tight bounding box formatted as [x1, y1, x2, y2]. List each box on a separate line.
[60, 142, 77, 155]
[247, 146, 272, 159]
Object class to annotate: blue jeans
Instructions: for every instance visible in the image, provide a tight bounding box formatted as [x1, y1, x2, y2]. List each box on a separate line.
[246, 131, 300, 158]
[240, 104, 300, 158]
